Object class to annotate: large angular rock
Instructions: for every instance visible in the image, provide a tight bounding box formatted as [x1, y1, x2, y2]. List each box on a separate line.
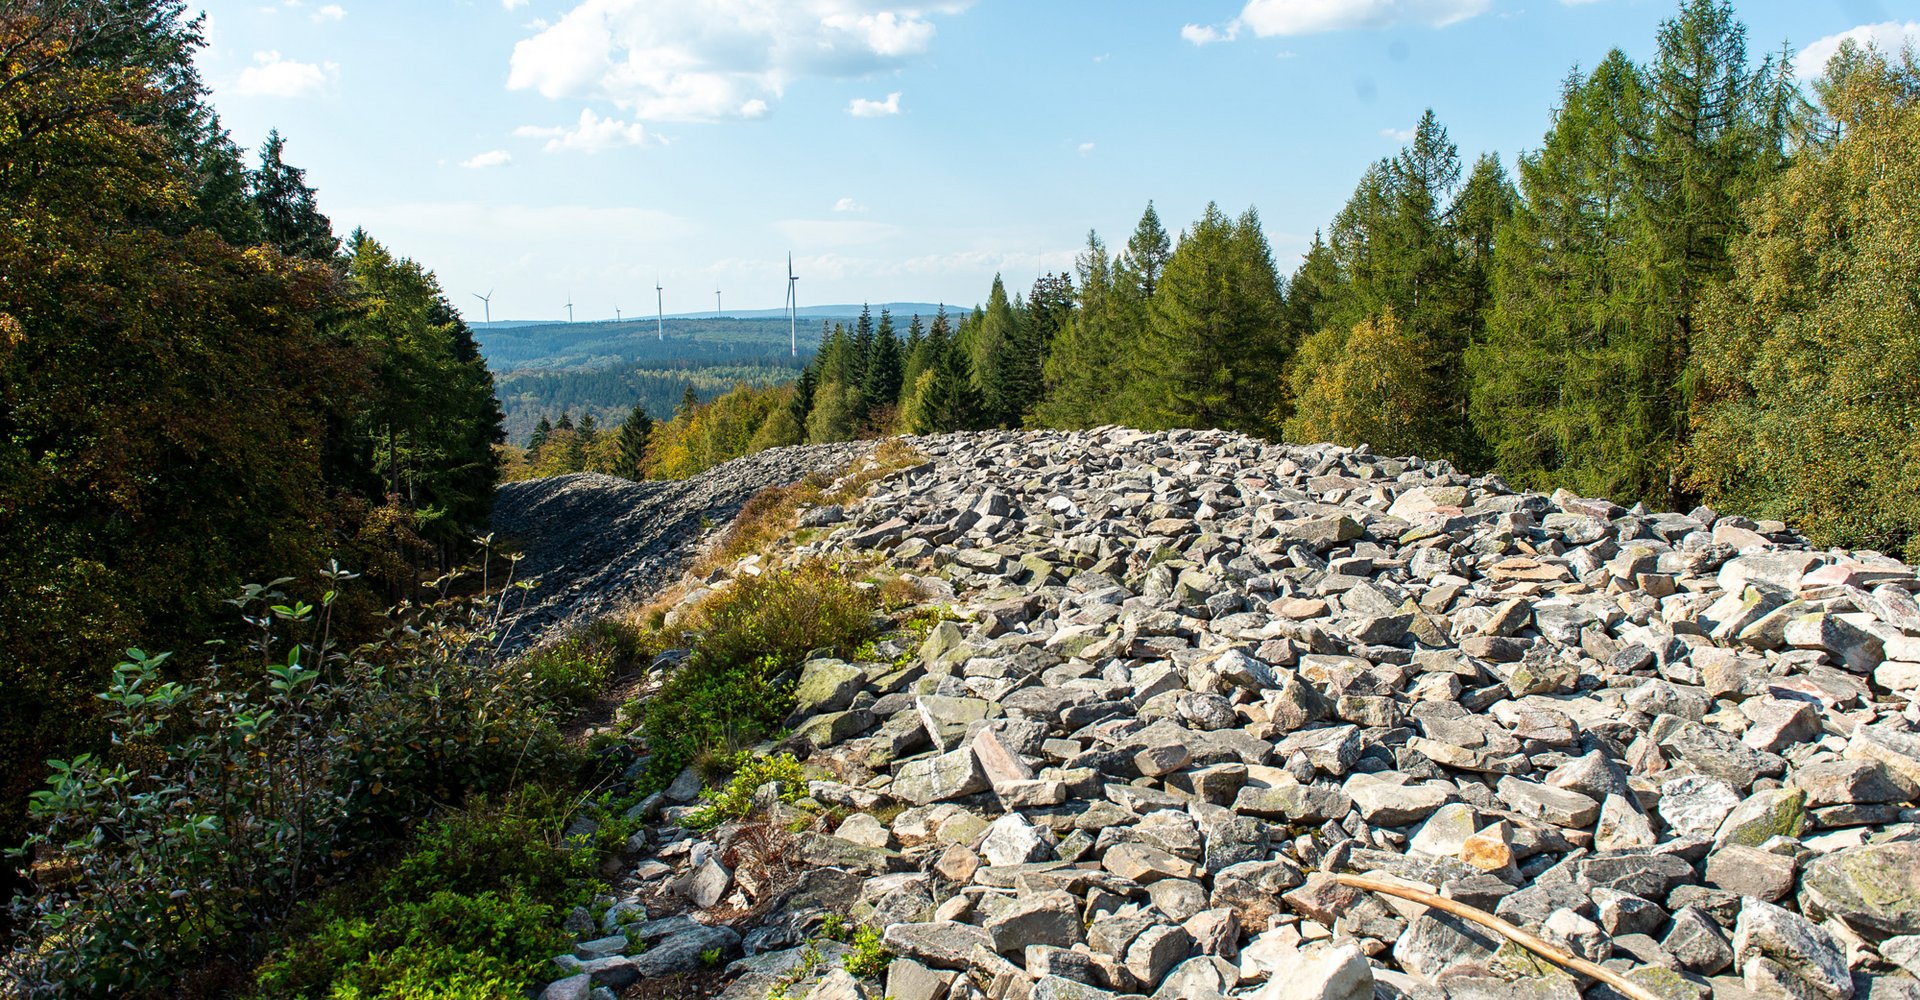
[985, 890, 1081, 954]
[787, 658, 866, 724]
[1250, 942, 1372, 1000]
[631, 923, 741, 977]
[882, 922, 995, 971]
[893, 747, 990, 805]
[1802, 842, 1920, 938]
[1731, 897, 1854, 1000]
[1784, 613, 1884, 673]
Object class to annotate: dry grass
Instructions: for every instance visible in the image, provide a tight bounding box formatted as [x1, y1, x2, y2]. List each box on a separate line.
[696, 439, 928, 574]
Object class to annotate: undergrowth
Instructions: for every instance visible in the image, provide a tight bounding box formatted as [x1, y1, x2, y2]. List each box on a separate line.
[686, 753, 806, 830]
[631, 559, 876, 790]
[700, 439, 927, 573]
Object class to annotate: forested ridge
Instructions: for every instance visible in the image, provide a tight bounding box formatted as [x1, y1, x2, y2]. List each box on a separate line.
[530, 0, 1920, 570]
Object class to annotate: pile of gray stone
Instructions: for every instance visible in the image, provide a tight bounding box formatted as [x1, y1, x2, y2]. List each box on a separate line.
[539, 428, 1920, 1000]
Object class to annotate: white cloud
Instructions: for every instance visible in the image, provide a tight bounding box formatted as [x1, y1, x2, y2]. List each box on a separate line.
[1380, 126, 1415, 140]
[1182, 23, 1236, 45]
[507, 1, 967, 122]
[233, 50, 337, 97]
[833, 196, 866, 212]
[502, 0, 528, 8]
[1077, 141, 1095, 155]
[462, 149, 513, 168]
[1187, 0, 1489, 43]
[514, 108, 662, 152]
[1800, 21, 1920, 79]
[847, 91, 901, 117]
[313, 4, 345, 21]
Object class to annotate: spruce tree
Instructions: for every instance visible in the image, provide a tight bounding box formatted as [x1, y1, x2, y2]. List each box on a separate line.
[253, 130, 337, 260]
[862, 309, 904, 409]
[615, 403, 653, 480]
[969, 275, 1029, 427]
[1124, 202, 1172, 298]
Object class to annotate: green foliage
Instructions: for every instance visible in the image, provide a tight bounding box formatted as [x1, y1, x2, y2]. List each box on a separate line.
[1284, 311, 1444, 457]
[255, 889, 567, 1000]
[686, 753, 806, 830]
[843, 926, 894, 979]
[0, 7, 504, 854]
[1689, 45, 1920, 558]
[519, 617, 639, 708]
[1469, 0, 1794, 505]
[6, 571, 571, 996]
[1135, 204, 1286, 433]
[636, 562, 876, 788]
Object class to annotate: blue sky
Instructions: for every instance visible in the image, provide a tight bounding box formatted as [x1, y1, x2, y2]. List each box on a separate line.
[190, 1, 1916, 321]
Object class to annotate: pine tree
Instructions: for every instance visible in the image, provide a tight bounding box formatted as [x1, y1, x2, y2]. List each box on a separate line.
[615, 403, 653, 480]
[1124, 202, 1172, 298]
[530, 416, 554, 452]
[1136, 204, 1284, 432]
[253, 130, 337, 260]
[969, 275, 1031, 427]
[1037, 232, 1123, 428]
[677, 384, 699, 419]
[862, 308, 904, 410]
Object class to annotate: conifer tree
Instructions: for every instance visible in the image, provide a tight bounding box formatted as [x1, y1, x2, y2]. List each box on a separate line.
[1136, 204, 1283, 432]
[615, 403, 653, 480]
[1037, 232, 1123, 428]
[968, 275, 1031, 427]
[1124, 202, 1172, 298]
[253, 130, 337, 260]
[862, 308, 904, 409]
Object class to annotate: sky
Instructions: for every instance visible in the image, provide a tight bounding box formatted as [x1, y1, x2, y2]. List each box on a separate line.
[190, 0, 1918, 322]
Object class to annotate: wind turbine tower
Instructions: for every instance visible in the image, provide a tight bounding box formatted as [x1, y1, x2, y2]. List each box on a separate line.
[615, 306, 622, 322]
[654, 280, 664, 342]
[715, 287, 722, 317]
[564, 293, 574, 324]
[472, 289, 493, 324]
[785, 254, 799, 357]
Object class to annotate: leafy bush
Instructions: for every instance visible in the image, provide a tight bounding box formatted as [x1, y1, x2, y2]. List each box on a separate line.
[254, 889, 568, 1000]
[843, 926, 894, 978]
[636, 561, 875, 787]
[518, 617, 640, 707]
[4, 569, 571, 996]
[686, 753, 806, 830]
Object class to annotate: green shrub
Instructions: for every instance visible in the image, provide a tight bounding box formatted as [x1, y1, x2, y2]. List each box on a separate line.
[637, 561, 874, 788]
[686, 753, 806, 830]
[843, 926, 893, 979]
[253, 889, 568, 1000]
[380, 790, 593, 907]
[519, 619, 631, 707]
[5, 571, 569, 996]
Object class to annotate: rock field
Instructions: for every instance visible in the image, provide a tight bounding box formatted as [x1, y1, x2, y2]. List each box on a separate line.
[522, 428, 1920, 1000]
[491, 441, 872, 653]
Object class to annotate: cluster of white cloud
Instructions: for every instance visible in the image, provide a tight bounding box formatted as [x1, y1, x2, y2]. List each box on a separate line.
[1184, 0, 1490, 44]
[461, 150, 513, 169]
[515, 108, 663, 153]
[234, 50, 338, 97]
[1800, 21, 1920, 79]
[506, 0, 966, 122]
[848, 91, 902, 117]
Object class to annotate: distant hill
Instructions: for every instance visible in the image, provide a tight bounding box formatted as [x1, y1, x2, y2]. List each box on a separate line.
[473, 302, 960, 329]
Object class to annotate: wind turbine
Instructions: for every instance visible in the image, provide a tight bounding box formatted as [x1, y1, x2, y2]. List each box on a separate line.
[785, 254, 799, 357]
[655, 279, 665, 341]
[715, 286, 722, 317]
[471, 289, 492, 324]
[615, 306, 622, 322]
[564, 292, 574, 324]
